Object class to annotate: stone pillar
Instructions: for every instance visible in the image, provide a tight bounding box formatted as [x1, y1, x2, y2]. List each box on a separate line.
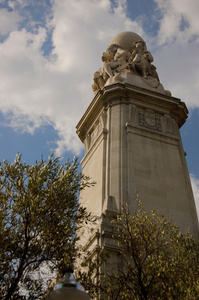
[77, 83, 199, 240]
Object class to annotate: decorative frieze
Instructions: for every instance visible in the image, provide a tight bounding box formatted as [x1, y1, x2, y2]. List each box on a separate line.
[139, 110, 162, 132]
[128, 105, 178, 136]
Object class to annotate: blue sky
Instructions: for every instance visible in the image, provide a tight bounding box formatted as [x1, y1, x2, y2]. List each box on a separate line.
[0, 0, 199, 213]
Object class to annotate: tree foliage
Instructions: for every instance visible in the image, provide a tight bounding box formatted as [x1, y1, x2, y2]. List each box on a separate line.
[79, 202, 199, 300]
[106, 202, 199, 299]
[77, 248, 109, 299]
[0, 154, 93, 300]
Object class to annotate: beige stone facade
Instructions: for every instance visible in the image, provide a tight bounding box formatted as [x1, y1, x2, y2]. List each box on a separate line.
[76, 32, 199, 296]
[77, 83, 199, 256]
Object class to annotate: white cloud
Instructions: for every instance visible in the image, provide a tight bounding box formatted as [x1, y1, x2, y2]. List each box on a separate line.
[190, 175, 199, 219]
[154, 0, 199, 44]
[148, 0, 199, 107]
[0, 8, 23, 35]
[153, 41, 199, 107]
[7, 0, 33, 10]
[0, 0, 143, 155]
[0, 0, 198, 157]
[50, 0, 144, 73]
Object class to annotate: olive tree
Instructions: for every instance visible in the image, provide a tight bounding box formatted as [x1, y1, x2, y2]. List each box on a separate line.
[108, 202, 199, 299]
[78, 202, 199, 299]
[0, 154, 93, 300]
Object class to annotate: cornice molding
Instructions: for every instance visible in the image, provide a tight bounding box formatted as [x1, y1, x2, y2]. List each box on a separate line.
[76, 83, 188, 143]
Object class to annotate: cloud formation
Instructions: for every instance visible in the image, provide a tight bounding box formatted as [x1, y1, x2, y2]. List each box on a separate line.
[0, 8, 23, 35]
[0, 0, 143, 155]
[0, 0, 198, 157]
[151, 0, 199, 106]
[155, 0, 199, 44]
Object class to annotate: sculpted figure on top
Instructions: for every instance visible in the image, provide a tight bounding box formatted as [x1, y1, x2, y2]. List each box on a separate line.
[92, 44, 130, 93]
[129, 41, 159, 82]
[92, 32, 168, 95]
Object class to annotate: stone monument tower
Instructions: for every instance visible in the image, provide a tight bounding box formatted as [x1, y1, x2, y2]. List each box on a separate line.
[76, 32, 199, 265]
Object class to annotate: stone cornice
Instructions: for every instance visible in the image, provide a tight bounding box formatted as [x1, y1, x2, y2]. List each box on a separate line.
[76, 83, 188, 143]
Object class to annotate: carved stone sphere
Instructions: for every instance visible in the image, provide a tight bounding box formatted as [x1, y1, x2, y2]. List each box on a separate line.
[108, 31, 145, 52]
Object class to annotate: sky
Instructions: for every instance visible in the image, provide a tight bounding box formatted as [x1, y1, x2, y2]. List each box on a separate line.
[0, 0, 199, 216]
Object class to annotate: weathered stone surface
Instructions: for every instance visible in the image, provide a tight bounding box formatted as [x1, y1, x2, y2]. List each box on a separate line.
[77, 83, 199, 239]
[77, 33, 199, 278]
